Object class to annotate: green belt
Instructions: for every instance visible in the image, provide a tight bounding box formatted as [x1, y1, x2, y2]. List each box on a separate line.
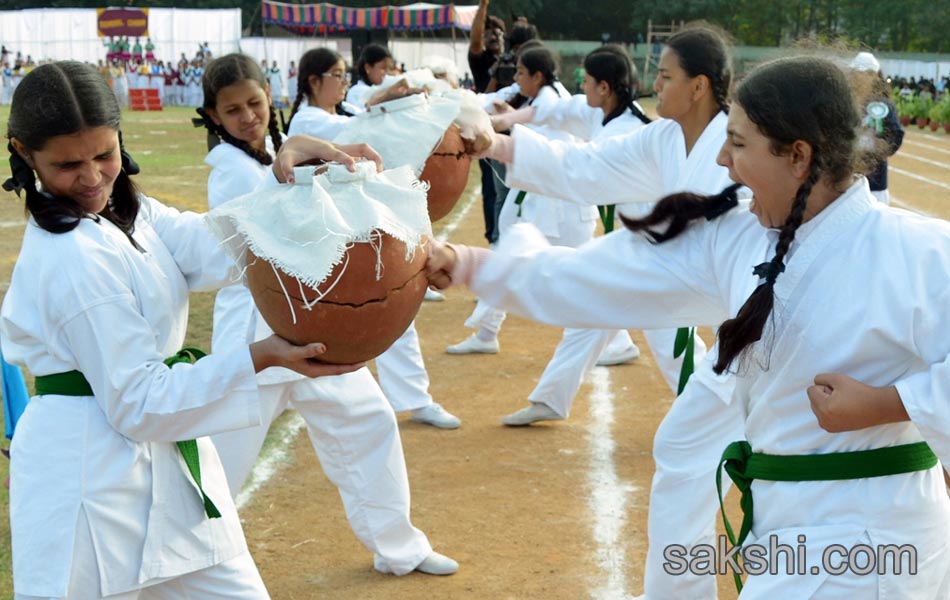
[514, 190, 527, 218]
[717, 439, 937, 592]
[673, 327, 695, 395]
[34, 347, 222, 519]
[597, 204, 616, 234]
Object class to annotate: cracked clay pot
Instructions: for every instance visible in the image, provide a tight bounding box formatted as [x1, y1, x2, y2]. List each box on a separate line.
[420, 124, 470, 222]
[245, 234, 428, 365]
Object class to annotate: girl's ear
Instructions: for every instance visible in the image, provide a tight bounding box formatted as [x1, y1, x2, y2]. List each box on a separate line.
[692, 74, 710, 101]
[788, 140, 814, 179]
[307, 74, 321, 93]
[598, 80, 610, 97]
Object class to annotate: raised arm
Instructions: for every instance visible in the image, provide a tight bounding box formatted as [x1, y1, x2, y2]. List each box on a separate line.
[485, 123, 664, 207]
[470, 0, 489, 56]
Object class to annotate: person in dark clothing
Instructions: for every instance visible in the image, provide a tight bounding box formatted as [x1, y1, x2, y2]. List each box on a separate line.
[852, 51, 904, 205]
[468, 0, 506, 243]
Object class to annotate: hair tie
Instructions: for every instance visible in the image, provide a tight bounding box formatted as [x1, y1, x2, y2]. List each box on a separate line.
[193, 107, 214, 129]
[118, 131, 140, 176]
[4, 143, 33, 197]
[703, 183, 741, 221]
[752, 259, 785, 285]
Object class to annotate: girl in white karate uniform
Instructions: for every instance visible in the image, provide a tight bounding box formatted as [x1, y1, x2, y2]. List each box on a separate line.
[286, 47, 462, 430]
[196, 53, 458, 578]
[476, 28, 743, 599]
[484, 44, 667, 424]
[346, 43, 393, 108]
[1, 61, 371, 600]
[446, 46, 602, 422]
[431, 55, 950, 598]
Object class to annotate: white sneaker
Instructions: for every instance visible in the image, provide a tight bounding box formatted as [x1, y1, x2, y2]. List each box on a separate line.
[411, 403, 461, 429]
[501, 403, 564, 426]
[445, 334, 499, 355]
[596, 343, 641, 366]
[415, 551, 459, 576]
[424, 288, 446, 302]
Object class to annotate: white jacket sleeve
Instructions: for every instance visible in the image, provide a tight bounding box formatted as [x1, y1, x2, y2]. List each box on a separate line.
[140, 196, 239, 292]
[469, 222, 729, 331]
[51, 242, 261, 442]
[531, 93, 601, 140]
[506, 123, 664, 206]
[892, 229, 950, 467]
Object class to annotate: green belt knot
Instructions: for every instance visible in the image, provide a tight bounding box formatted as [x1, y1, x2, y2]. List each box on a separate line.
[33, 346, 221, 519]
[716, 438, 937, 593]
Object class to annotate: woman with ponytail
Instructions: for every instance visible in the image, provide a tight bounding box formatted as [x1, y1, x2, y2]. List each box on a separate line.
[453, 43, 653, 426]
[462, 26, 736, 599]
[446, 44, 605, 410]
[0, 60, 372, 598]
[198, 52, 460, 578]
[430, 55, 950, 596]
[285, 47, 411, 140]
[347, 42, 394, 106]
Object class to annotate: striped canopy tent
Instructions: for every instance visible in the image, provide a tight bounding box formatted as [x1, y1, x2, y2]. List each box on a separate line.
[261, 1, 478, 34]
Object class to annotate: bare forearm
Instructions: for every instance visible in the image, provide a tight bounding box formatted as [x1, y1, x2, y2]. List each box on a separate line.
[470, 0, 489, 53]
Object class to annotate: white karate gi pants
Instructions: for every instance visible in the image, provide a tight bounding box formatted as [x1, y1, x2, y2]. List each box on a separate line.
[211, 367, 432, 575]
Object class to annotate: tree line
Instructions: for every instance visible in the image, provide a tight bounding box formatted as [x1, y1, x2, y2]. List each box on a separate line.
[7, 0, 947, 53]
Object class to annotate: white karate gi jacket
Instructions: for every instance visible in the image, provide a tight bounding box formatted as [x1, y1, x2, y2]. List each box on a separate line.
[286, 102, 362, 140]
[1, 197, 262, 596]
[470, 180, 950, 596]
[499, 85, 596, 244]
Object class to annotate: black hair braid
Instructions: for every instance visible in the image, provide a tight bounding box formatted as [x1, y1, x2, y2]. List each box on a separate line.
[627, 99, 652, 125]
[335, 102, 355, 117]
[713, 167, 819, 374]
[4, 143, 86, 233]
[604, 85, 651, 126]
[288, 86, 308, 127]
[267, 104, 283, 153]
[6, 140, 141, 244]
[194, 106, 272, 166]
[711, 75, 730, 115]
[620, 183, 741, 243]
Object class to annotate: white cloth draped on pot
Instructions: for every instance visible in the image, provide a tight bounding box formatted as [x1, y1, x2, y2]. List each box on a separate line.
[207, 163, 430, 293]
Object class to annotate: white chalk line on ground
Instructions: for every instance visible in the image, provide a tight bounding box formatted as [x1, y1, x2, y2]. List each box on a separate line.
[235, 413, 307, 510]
[889, 166, 950, 192]
[0, 221, 25, 229]
[903, 138, 950, 157]
[237, 186, 480, 509]
[587, 366, 635, 600]
[897, 150, 950, 171]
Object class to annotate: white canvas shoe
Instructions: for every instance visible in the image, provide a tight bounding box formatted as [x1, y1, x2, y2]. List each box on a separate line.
[411, 403, 461, 429]
[596, 343, 641, 366]
[415, 551, 459, 575]
[424, 288, 446, 302]
[501, 403, 564, 426]
[445, 334, 499, 354]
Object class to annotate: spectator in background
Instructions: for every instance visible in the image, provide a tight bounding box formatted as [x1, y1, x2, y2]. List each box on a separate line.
[468, 0, 506, 244]
[851, 51, 903, 205]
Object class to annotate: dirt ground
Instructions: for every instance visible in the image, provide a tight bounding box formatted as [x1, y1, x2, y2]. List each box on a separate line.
[237, 128, 950, 600]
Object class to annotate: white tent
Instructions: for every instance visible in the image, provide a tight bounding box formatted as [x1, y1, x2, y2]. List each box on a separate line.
[0, 7, 241, 66]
